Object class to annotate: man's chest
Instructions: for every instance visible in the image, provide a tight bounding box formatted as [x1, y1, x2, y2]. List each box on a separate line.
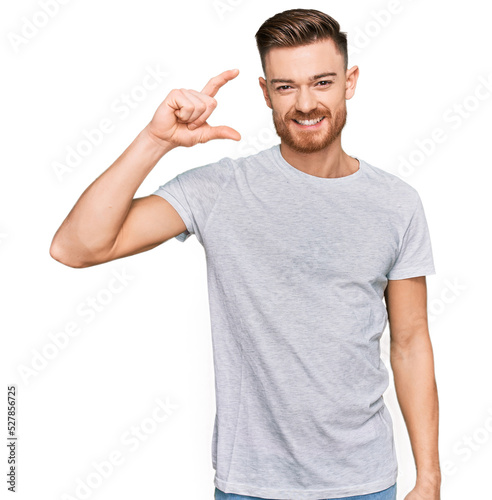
[205, 188, 398, 283]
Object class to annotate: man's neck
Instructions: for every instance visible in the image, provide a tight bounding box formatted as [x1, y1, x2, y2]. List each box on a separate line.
[279, 139, 359, 179]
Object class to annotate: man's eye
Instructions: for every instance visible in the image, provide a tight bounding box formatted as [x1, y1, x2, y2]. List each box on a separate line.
[276, 81, 333, 91]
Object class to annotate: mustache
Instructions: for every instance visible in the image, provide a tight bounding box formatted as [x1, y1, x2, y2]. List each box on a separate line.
[288, 110, 332, 121]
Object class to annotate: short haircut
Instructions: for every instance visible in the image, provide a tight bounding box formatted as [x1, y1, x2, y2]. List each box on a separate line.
[255, 8, 348, 76]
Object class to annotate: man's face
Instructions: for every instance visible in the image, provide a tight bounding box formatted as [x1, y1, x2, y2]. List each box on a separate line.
[259, 39, 358, 154]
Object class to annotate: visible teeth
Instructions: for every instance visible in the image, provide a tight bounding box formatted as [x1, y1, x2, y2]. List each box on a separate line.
[295, 117, 324, 125]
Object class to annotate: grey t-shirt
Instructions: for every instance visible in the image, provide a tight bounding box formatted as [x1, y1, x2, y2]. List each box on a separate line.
[152, 143, 436, 499]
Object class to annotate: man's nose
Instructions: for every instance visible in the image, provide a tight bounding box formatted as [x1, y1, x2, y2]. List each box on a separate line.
[295, 87, 318, 114]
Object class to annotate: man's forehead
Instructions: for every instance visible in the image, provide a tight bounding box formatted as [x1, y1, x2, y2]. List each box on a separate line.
[264, 40, 343, 81]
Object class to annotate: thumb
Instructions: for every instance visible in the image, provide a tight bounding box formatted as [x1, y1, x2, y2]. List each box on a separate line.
[201, 124, 241, 142]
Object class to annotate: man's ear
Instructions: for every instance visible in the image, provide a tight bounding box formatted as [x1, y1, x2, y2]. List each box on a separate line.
[259, 77, 272, 109]
[345, 65, 359, 100]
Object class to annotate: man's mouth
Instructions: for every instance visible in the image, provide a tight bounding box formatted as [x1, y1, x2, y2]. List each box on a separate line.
[292, 116, 325, 126]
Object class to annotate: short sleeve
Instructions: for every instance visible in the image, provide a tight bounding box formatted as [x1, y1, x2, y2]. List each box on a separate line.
[152, 174, 195, 242]
[386, 194, 436, 280]
[151, 157, 233, 245]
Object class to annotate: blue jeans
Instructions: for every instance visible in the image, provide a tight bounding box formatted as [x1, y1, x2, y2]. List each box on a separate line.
[215, 482, 397, 500]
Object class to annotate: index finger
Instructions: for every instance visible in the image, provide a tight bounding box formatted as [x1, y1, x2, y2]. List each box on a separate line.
[201, 69, 240, 97]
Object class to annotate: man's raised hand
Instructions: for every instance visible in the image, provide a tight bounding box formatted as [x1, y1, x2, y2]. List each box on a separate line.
[145, 69, 241, 149]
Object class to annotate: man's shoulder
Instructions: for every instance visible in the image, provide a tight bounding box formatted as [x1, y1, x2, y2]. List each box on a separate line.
[176, 152, 236, 183]
[182, 143, 273, 173]
[360, 157, 420, 205]
[226, 143, 277, 165]
[172, 146, 273, 194]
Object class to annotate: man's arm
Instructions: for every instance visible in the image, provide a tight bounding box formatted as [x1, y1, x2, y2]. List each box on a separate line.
[50, 129, 181, 268]
[49, 69, 241, 268]
[384, 276, 441, 499]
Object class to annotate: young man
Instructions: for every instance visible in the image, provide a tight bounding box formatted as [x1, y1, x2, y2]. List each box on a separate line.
[50, 8, 441, 500]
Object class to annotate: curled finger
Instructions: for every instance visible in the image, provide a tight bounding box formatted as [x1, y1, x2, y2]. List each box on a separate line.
[185, 89, 218, 130]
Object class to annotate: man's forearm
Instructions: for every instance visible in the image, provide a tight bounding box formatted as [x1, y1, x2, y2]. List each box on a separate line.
[391, 333, 441, 486]
[50, 125, 174, 265]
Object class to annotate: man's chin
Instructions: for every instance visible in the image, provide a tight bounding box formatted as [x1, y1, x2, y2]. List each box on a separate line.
[283, 138, 333, 154]
[283, 132, 335, 152]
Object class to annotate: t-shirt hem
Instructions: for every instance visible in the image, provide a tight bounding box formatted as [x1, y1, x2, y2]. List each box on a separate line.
[387, 266, 436, 280]
[151, 189, 194, 242]
[214, 469, 398, 500]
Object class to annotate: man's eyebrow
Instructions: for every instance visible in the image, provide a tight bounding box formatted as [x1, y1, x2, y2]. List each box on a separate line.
[269, 72, 337, 85]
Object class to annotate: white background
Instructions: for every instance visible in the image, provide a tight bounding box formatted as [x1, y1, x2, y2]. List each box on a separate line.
[1, 0, 491, 499]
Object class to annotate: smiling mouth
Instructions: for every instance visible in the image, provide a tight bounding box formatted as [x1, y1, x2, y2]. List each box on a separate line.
[292, 116, 325, 126]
